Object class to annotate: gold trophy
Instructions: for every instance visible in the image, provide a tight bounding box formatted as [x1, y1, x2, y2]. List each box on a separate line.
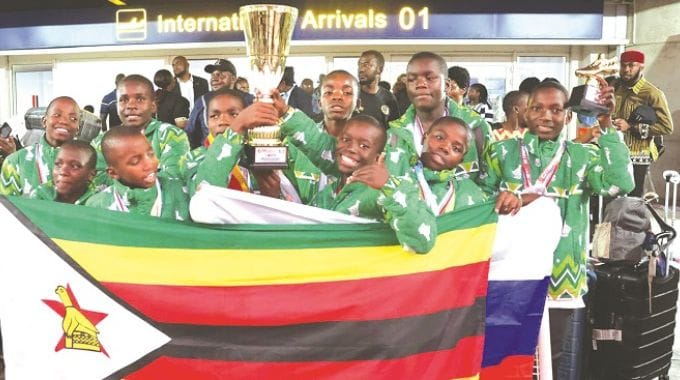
[240, 4, 298, 169]
[568, 53, 619, 116]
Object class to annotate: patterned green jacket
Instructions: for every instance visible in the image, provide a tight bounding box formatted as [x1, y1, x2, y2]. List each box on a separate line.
[385, 100, 493, 181]
[482, 131, 634, 300]
[280, 109, 437, 254]
[190, 130, 323, 205]
[85, 177, 189, 221]
[29, 181, 97, 205]
[92, 119, 190, 180]
[1, 136, 59, 196]
[415, 166, 489, 214]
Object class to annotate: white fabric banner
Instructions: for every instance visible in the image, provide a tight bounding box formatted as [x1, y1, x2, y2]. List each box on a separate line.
[190, 184, 376, 225]
[490, 196, 562, 281]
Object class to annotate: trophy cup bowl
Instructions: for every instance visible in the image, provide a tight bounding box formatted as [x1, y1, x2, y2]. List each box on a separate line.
[568, 53, 619, 116]
[240, 4, 298, 169]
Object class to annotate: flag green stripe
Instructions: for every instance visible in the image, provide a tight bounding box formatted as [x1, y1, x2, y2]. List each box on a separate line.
[7, 197, 496, 249]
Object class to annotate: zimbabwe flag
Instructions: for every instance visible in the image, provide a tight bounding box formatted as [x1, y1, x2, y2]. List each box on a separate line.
[0, 196, 496, 379]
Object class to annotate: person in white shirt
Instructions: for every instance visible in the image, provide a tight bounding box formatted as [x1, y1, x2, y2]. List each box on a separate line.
[171, 56, 209, 113]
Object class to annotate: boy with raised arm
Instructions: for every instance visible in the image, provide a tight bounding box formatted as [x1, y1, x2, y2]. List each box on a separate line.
[86, 128, 189, 220]
[188, 89, 324, 204]
[481, 80, 634, 375]
[212, 110, 437, 253]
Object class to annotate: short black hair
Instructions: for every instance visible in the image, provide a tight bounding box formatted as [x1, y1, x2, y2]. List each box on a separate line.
[323, 70, 359, 89]
[542, 77, 561, 84]
[101, 127, 147, 165]
[408, 52, 447, 76]
[448, 66, 470, 89]
[470, 83, 489, 104]
[344, 115, 387, 150]
[114, 73, 125, 85]
[208, 88, 246, 111]
[502, 90, 527, 114]
[45, 96, 79, 117]
[120, 74, 155, 97]
[153, 69, 173, 90]
[59, 140, 97, 169]
[378, 81, 391, 91]
[529, 81, 570, 106]
[519, 77, 540, 94]
[361, 50, 385, 70]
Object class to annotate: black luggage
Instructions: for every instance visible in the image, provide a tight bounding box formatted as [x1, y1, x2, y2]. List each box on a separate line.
[587, 262, 678, 380]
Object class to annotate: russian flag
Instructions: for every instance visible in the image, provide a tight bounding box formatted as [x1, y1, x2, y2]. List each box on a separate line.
[481, 197, 563, 379]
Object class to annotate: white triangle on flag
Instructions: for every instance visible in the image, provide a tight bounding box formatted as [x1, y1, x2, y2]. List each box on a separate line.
[0, 203, 170, 380]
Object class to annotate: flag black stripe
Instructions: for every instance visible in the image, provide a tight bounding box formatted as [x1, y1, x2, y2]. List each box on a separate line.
[155, 297, 485, 362]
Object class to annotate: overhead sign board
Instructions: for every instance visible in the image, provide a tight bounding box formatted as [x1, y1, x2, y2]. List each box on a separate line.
[0, 1, 604, 51]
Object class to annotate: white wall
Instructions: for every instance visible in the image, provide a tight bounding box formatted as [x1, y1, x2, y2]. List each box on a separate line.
[52, 58, 165, 112]
[630, 0, 680, 196]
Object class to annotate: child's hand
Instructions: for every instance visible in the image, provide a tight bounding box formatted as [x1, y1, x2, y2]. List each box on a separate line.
[269, 89, 289, 118]
[252, 169, 281, 199]
[347, 153, 389, 189]
[595, 76, 615, 115]
[230, 103, 280, 134]
[495, 191, 522, 215]
[573, 126, 602, 143]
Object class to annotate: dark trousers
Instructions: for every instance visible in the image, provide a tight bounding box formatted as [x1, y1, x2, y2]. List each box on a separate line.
[550, 307, 586, 380]
[631, 164, 650, 197]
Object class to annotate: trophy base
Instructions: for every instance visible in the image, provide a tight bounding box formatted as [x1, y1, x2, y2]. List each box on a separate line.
[244, 145, 289, 170]
[568, 84, 609, 116]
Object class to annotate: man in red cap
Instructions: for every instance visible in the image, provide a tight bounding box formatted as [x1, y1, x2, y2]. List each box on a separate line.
[612, 49, 673, 196]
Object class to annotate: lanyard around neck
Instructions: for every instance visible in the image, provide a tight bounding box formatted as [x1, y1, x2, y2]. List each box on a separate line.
[414, 162, 455, 215]
[519, 140, 566, 195]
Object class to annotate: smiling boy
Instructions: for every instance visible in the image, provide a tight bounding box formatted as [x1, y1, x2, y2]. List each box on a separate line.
[191, 88, 326, 204]
[86, 127, 188, 220]
[481, 80, 633, 375]
[1, 96, 80, 196]
[272, 112, 437, 254]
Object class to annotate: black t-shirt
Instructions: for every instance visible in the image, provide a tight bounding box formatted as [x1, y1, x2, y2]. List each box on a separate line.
[357, 87, 400, 128]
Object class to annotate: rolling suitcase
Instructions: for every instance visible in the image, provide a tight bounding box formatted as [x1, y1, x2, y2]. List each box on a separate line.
[588, 263, 678, 379]
[587, 171, 679, 380]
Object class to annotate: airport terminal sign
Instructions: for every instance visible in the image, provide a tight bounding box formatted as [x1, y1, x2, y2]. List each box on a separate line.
[0, 0, 603, 51]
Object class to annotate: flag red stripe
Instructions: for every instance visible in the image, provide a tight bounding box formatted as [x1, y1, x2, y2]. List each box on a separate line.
[480, 355, 535, 379]
[103, 261, 488, 326]
[125, 335, 484, 380]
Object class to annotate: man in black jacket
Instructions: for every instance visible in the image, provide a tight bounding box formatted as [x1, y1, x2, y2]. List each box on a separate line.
[171, 56, 209, 113]
[278, 66, 315, 118]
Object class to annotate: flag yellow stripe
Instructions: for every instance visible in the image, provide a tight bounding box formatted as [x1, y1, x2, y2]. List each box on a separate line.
[54, 224, 494, 287]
